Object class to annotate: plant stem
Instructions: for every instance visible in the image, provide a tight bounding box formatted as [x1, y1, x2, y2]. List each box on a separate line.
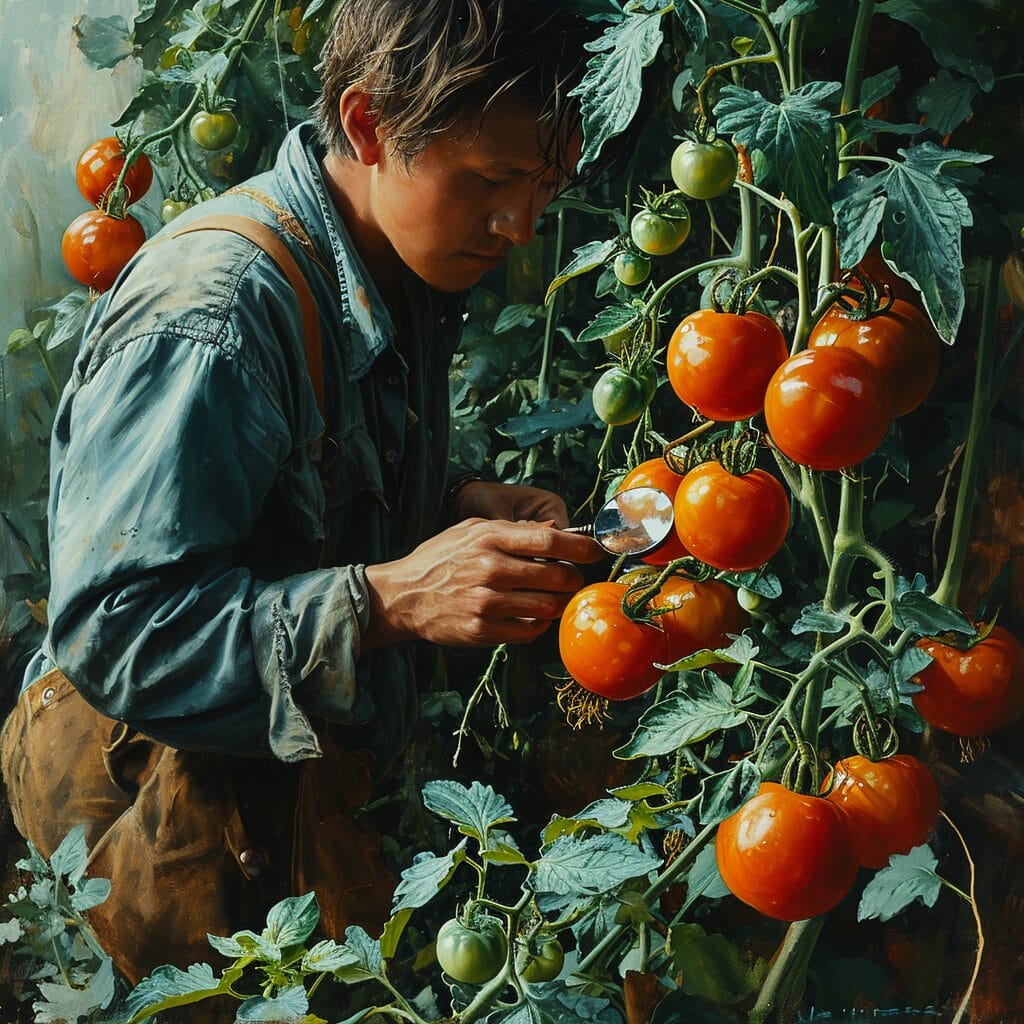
[644, 258, 742, 319]
[452, 645, 509, 768]
[458, 894, 532, 1024]
[33, 338, 60, 404]
[749, 917, 826, 1023]
[841, 0, 877, 115]
[932, 259, 999, 609]
[941, 811, 984, 1024]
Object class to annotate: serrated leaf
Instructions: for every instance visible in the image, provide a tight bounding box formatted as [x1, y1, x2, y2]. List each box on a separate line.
[169, 6, 213, 49]
[570, 11, 666, 170]
[578, 304, 640, 344]
[614, 678, 748, 759]
[236, 985, 308, 1022]
[264, 892, 319, 947]
[391, 842, 467, 913]
[716, 81, 841, 226]
[532, 833, 661, 896]
[894, 644, 932, 688]
[697, 759, 761, 826]
[666, 923, 766, 1004]
[421, 780, 515, 842]
[120, 962, 224, 1021]
[334, 926, 382, 983]
[72, 15, 134, 69]
[545, 239, 618, 304]
[494, 304, 539, 334]
[34, 957, 115, 1023]
[303, 939, 361, 974]
[832, 144, 991, 342]
[857, 844, 942, 922]
[792, 601, 850, 636]
[50, 826, 89, 887]
[860, 67, 901, 109]
[769, 0, 819, 28]
[723, 571, 782, 599]
[915, 70, 979, 136]
[573, 798, 633, 828]
[893, 590, 973, 636]
[876, 0, 993, 88]
[497, 396, 601, 448]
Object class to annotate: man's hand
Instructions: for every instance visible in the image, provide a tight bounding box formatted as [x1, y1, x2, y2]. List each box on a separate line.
[362, 518, 603, 650]
[453, 481, 570, 528]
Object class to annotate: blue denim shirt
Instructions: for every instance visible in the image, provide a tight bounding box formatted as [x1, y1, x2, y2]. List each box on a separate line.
[21, 122, 465, 767]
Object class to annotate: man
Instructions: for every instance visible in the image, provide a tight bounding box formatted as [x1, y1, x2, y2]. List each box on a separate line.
[0, 0, 601, 989]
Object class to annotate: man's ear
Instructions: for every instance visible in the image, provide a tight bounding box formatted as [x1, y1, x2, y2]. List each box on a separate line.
[339, 85, 382, 165]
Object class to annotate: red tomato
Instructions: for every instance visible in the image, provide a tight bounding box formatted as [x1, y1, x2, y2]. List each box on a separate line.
[913, 626, 1024, 737]
[617, 458, 689, 566]
[667, 309, 789, 422]
[559, 582, 666, 700]
[809, 299, 940, 417]
[76, 137, 153, 206]
[764, 347, 892, 470]
[653, 577, 749, 663]
[824, 755, 940, 869]
[62, 211, 146, 292]
[716, 782, 859, 922]
[674, 463, 789, 572]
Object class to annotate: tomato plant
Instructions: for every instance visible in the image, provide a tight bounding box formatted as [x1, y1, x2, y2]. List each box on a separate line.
[189, 109, 240, 151]
[809, 298, 940, 417]
[824, 754, 940, 869]
[670, 138, 738, 199]
[913, 626, 1024, 737]
[674, 463, 790, 572]
[716, 783, 859, 922]
[61, 210, 146, 292]
[592, 366, 652, 426]
[764, 347, 893, 470]
[435, 915, 508, 984]
[517, 938, 564, 983]
[617, 458, 689, 565]
[558, 582, 666, 700]
[613, 250, 651, 286]
[76, 136, 153, 205]
[666, 308, 788, 421]
[629, 208, 690, 256]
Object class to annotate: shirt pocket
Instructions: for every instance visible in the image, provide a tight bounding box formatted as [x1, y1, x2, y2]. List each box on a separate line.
[323, 425, 388, 513]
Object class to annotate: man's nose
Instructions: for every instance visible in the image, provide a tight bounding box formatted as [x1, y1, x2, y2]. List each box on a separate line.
[488, 187, 549, 247]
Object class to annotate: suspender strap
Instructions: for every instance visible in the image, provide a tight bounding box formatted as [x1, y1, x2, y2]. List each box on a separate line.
[142, 214, 325, 417]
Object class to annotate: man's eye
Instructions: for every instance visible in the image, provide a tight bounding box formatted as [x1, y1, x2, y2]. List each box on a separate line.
[475, 174, 503, 187]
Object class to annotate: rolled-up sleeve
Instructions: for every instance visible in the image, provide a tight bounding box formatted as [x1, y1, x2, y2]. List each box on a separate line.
[46, 330, 367, 761]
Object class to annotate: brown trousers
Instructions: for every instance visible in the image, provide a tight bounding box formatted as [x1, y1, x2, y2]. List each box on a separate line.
[0, 668, 396, 988]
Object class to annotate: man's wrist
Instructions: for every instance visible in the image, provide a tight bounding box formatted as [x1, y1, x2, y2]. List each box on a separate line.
[362, 562, 410, 651]
[442, 472, 492, 523]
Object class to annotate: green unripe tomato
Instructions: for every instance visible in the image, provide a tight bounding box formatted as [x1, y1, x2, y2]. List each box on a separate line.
[160, 198, 191, 224]
[737, 586, 765, 612]
[630, 208, 690, 256]
[435, 916, 507, 985]
[670, 139, 739, 200]
[614, 250, 652, 286]
[592, 366, 651, 426]
[519, 938, 565, 983]
[189, 109, 240, 151]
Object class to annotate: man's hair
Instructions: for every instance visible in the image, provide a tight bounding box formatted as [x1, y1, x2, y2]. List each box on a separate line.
[314, 0, 589, 181]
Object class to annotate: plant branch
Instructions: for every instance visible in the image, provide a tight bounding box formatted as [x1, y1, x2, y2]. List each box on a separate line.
[942, 811, 984, 1024]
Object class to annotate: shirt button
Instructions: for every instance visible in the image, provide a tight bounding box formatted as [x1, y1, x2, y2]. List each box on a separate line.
[41, 687, 56, 705]
[385, 449, 398, 463]
[387, 374, 398, 386]
[239, 849, 266, 877]
[440, 315, 448, 326]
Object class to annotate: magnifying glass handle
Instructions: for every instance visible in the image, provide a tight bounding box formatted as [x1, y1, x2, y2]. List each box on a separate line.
[562, 524, 595, 536]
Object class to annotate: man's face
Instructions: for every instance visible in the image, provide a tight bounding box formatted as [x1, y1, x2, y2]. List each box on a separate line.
[370, 95, 578, 292]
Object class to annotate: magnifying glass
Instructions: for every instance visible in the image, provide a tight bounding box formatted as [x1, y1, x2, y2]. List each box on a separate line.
[564, 486, 675, 556]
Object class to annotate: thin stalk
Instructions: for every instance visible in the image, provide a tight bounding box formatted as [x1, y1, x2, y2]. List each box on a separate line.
[942, 811, 984, 1024]
[739, 186, 758, 273]
[644, 257, 742, 319]
[933, 259, 999, 609]
[790, 226, 815, 354]
[33, 338, 60, 403]
[715, 0, 790, 94]
[841, 0, 877, 115]
[787, 16, 805, 89]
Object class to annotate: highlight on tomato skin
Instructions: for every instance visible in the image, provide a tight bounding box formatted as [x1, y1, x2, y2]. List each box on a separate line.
[763, 346, 893, 471]
[557, 581, 667, 701]
[912, 626, 1024, 737]
[716, 782, 860, 922]
[824, 754, 940, 869]
[673, 463, 790, 573]
[652, 576, 749, 665]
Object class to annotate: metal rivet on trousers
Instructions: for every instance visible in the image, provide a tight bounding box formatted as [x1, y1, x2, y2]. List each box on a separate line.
[41, 687, 56, 705]
[385, 450, 397, 463]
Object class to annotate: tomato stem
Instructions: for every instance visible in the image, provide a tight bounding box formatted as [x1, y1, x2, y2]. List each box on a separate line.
[840, 0, 877, 117]
[749, 916, 826, 1023]
[932, 259, 999, 610]
[940, 811, 985, 1024]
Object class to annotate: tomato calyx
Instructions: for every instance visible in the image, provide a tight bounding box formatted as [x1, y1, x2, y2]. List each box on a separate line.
[851, 711, 900, 763]
[830, 268, 897, 321]
[918, 617, 993, 653]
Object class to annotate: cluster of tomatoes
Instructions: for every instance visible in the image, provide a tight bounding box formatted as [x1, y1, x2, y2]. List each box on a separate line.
[62, 110, 239, 293]
[435, 913, 564, 986]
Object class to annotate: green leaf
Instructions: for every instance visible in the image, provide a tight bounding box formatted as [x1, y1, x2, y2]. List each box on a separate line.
[570, 10, 666, 170]
[914, 70, 979, 136]
[391, 842, 467, 913]
[715, 81, 842, 226]
[488, 1003, 554, 1024]
[497, 396, 601, 448]
[769, 0, 820, 28]
[302, 0, 336, 24]
[697, 759, 761, 826]
[69, 877, 111, 913]
[573, 798, 633, 828]
[894, 644, 931, 689]
[659, 633, 757, 672]
[49, 825, 88, 887]
[723, 570, 782, 599]
[494, 304, 540, 334]
[302, 938, 362, 973]
[421, 780, 515, 843]
[893, 590, 974, 636]
[532, 833, 661, 896]
[6, 328, 35, 354]
[236, 985, 308, 1022]
[792, 601, 850, 636]
[666, 923, 767, 1004]
[120, 962, 225, 1023]
[0, 919, 22, 944]
[168, 5, 215, 49]
[686, 843, 731, 901]
[832, 144, 991, 343]
[545, 239, 617, 304]
[72, 15, 135, 69]
[858, 844, 942, 922]
[577, 304, 640, 344]
[608, 781, 670, 801]
[207, 928, 279, 961]
[34, 957, 116, 1022]
[264, 892, 320, 947]
[334, 926, 382, 984]
[876, 0, 993, 88]
[378, 909, 412, 961]
[860, 67, 901, 110]
[614, 677, 748, 759]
